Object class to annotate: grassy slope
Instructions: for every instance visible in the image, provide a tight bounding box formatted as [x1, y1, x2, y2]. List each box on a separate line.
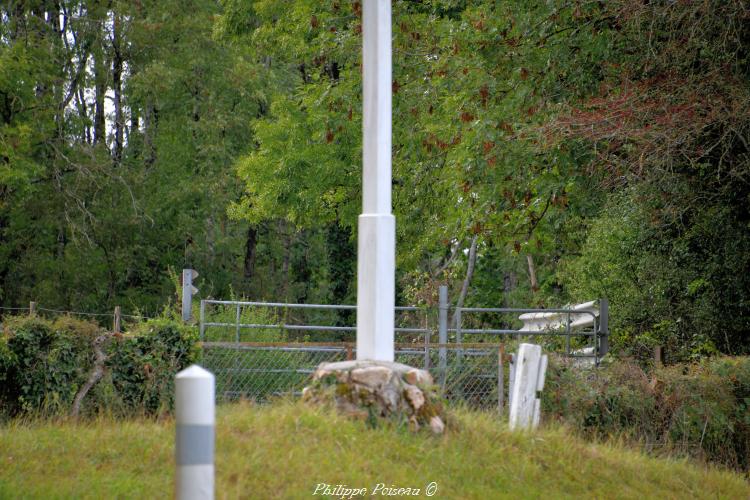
[0, 402, 747, 499]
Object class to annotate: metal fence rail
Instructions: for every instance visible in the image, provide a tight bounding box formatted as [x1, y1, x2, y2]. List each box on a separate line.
[201, 342, 505, 409]
[200, 300, 431, 344]
[198, 289, 609, 408]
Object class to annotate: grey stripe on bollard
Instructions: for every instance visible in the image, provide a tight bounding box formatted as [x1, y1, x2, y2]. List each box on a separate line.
[176, 425, 215, 466]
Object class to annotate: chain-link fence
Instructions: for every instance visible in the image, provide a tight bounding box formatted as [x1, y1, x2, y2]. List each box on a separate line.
[201, 342, 507, 410]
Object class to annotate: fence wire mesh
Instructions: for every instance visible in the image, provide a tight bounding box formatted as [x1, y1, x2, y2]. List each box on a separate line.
[201, 342, 505, 409]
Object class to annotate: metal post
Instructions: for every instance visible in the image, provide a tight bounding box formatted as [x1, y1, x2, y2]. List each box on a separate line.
[438, 286, 448, 387]
[423, 309, 430, 370]
[498, 344, 505, 415]
[456, 306, 463, 356]
[234, 304, 241, 344]
[508, 353, 516, 416]
[598, 298, 609, 361]
[113, 306, 121, 334]
[175, 365, 215, 500]
[182, 269, 199, 322]
[199, 300, 206, 342]
[565, 310, 571, 358]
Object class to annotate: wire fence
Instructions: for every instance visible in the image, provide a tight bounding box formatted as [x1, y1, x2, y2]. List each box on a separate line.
[201, 342, 506, 410]
[0, 303, 155, 330]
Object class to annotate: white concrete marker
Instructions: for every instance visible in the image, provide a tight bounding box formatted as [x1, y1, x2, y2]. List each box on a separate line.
[357, 0, 395, 362]
[510, 344, 547, 429]
[176, 365, 215, 500]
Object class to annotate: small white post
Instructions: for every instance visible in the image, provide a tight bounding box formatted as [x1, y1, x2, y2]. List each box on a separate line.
[182, 269, 199, 322]
[176, 365, 215, 500]
[509, 343, 546, 430]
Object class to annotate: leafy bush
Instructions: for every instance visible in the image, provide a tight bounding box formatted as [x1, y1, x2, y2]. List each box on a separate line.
[0, 315, 198, 418]
[560, 186, 749, 362]
[107, 318, 198, 414]
[0, 316, 98, 415]
[543, 356, 750, 472]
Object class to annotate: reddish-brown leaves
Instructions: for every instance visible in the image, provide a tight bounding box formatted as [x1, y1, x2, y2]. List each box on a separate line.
[479, 85, 489, 106]
[499, 122, 514, 134]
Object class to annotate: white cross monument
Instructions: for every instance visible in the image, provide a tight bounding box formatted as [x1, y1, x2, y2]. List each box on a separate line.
[357, 0, 395, 362]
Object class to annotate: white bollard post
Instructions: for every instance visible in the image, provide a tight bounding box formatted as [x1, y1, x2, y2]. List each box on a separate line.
[509, 343, 543, 430]
[176, 365, 215, 500]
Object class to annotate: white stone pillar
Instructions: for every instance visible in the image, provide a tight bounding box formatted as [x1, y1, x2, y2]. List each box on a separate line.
[175, 365, 215, 500]
[357, 0, 395, 362]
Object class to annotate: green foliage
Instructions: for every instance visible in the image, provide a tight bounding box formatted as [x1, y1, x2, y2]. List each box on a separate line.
[106, 318, 198, 414]
[0, 0, 270, 313]
[543, 356, 750, 472]
[0, 316, 97, 415]
[227, 0, 613, 307]
[551, 0, 750, 359]
[0, 314, 198, 418]
[561, 184, 749, 361]
[0, 0, 748, 361]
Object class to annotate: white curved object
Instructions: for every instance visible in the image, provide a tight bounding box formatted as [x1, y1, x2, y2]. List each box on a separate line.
[518, 300, 598, 332]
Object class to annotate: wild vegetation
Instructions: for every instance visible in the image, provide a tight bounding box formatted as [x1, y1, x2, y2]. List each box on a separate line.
[0, 0, 747, 360]
[1, 311, 747, 474]
[2, 1, 748, 362]
[0, 314, 196, 418]
[545, 356, 750, 472]
[1, 401, 748, 499]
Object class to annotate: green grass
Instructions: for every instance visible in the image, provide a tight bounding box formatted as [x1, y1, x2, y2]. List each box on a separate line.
[1, 401, 748, 499]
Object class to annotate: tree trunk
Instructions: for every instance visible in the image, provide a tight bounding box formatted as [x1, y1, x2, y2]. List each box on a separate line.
[142, 101, 157, 168]
[70, 333, 113, 418]
[452, 234, 478, 326]
[112, 13, 123, 164]
[243, 226, 258, 279]
[93, 35, 107, 146]
[526, 254, 539, 293]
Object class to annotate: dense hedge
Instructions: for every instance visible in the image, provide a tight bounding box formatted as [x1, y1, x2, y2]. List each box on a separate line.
[0, 315, 198, 418]
[543, 356, 750, 472]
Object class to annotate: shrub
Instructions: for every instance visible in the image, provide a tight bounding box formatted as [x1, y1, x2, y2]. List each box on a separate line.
[106, 318, 198, 414]
[0, 315, 198, 418]
[543, 356, 750, 472]
[0, 316, 98, 416]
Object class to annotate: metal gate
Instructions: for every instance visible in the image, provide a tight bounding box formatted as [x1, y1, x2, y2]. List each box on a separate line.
[198, 290, 609, 406]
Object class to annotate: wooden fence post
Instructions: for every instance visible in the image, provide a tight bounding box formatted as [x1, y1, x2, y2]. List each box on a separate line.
[654, 345, 663, 368]
[113, 306, 121, 334]
[29, 301, 36, 316]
